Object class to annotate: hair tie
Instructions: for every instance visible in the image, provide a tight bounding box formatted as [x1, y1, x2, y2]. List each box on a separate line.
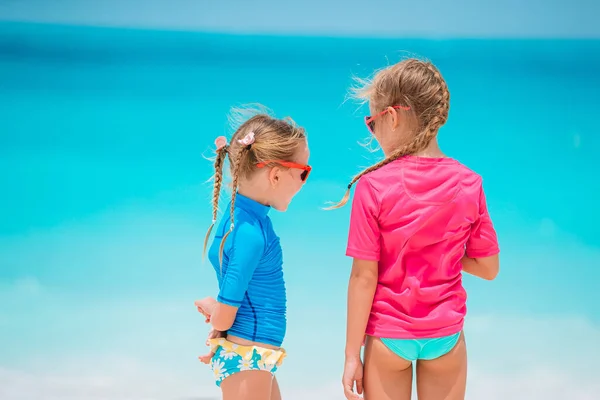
[237, 131, 255, 147]
[214, 136, 228, 151]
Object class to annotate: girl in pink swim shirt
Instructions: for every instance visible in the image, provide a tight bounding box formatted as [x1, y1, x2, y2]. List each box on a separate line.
[331, 58, 500, 400]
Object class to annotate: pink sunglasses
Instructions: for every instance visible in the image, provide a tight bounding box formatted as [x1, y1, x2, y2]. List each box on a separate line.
[365, 105, 411, 134]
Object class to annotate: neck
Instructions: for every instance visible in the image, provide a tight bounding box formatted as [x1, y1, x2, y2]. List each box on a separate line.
[383, 136, 445, 158]
[414, 137, 446, 158]
[237, 180, 271, 206]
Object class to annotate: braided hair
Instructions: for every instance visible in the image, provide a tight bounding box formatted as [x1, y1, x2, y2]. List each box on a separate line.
[326, 59, 450, 209]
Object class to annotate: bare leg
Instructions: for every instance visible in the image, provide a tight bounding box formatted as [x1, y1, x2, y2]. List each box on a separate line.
[221, 370, 273, 400]
[416, 332, 467, 400]
[363, 336, 413, 400]
[270, 377, 281, 400]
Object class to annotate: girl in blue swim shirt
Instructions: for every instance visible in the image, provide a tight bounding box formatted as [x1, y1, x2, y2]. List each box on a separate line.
[195, 108, 311, 400]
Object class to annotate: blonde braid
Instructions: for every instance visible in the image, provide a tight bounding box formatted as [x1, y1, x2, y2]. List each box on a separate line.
[326, 61, 451, 210]
[418, 62, 450, 147]
[218, 145, 250, 267]
[203, 145, 228, 259]
[424, 61, 450, 129]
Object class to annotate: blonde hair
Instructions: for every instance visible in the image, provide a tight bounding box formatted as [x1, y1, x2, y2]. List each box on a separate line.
[203, 105, 307, 265]
[327, 58, 450, 209]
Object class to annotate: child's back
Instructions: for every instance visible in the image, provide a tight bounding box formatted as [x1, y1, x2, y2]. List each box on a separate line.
[347, 156, 498, 340]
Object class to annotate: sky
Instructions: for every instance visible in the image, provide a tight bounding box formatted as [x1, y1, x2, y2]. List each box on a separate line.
[0, 0, 599, 38]
[0, 6, 600, 400]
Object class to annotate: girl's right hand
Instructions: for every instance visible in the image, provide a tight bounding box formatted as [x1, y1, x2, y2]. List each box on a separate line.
[342, 355, 364, 399]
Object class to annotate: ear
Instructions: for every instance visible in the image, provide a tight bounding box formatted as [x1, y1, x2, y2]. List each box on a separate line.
[268, 166, 280, 188]
[386, 106, 400, 131]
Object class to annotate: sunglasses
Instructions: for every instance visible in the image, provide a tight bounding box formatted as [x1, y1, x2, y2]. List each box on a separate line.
[365, 105, 411, 134]
[256, 160, 312, 182]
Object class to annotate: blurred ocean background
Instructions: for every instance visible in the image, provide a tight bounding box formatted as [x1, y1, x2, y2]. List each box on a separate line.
[1, 1, 599, 399]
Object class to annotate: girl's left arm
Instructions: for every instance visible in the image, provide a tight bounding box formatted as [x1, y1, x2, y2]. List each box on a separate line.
[198, 221, 265, 332]
[206, 303, 240, 332]
[195, 297, 239, 332]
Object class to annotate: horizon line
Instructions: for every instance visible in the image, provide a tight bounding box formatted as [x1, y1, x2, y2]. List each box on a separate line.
[2, 20, 600, 42]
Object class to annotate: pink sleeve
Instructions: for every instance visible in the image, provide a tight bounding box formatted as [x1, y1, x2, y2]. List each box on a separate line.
[346, 177, 381, 261]
[466, 184, 500, 258]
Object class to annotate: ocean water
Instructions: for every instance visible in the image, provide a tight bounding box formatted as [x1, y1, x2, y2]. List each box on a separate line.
[1, 22, 599, 399]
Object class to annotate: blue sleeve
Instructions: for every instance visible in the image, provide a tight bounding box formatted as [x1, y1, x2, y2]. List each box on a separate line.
[217, 221, 265, 307]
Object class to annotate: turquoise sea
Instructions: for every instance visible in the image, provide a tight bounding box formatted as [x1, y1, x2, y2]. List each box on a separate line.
[1, 22, 599, 399]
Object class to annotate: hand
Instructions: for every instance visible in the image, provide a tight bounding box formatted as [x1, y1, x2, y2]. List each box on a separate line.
[198, 329, 226, 364]
[342, 355, 364, 399]
[195, 297, 217, 323]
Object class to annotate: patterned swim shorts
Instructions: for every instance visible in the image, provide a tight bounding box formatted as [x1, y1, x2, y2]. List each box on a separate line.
[208, 338, 286, 387]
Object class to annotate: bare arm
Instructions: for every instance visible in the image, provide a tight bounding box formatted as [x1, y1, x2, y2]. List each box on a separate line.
[345, 258, 378, 359]
[461, 254, 499, 280]
[196, 222, 264, 332]
[195, 298, 239, 332]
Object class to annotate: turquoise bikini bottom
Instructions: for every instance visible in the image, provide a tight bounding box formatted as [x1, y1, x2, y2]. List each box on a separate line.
[381, 332, 461, 361]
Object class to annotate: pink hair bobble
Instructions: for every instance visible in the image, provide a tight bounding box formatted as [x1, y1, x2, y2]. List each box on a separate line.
[237, 131, 255, 147]
[214, 136, 228, 151]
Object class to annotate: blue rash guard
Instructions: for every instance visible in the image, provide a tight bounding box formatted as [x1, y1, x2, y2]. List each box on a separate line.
[208, 194, 287, 347]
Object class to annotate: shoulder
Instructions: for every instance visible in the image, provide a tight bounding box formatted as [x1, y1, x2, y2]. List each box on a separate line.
[234, 219, 265, 246]
[452, 160, 484, 188]
[353, 160, 402, 204]
[361, 160, 398, 181]
[354, 173, 380, 200]
[355, 167, 387, 196]
[448, 160, 486, 205]
[351, 173, 384, 215]
[223, 212, 266, 255]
